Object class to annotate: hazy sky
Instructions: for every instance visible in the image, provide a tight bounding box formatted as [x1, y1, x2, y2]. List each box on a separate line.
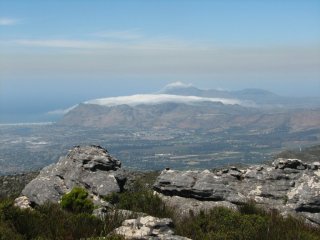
[0, 0, 320, 122]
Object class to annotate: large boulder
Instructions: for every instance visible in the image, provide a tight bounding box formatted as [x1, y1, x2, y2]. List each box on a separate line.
[153, 158, 320, 225]
[18, 145, 125, 207]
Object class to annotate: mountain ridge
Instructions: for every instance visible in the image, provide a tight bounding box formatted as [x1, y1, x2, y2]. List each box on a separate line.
[53, 82, 320, 117]
[58, 83, 320, 132]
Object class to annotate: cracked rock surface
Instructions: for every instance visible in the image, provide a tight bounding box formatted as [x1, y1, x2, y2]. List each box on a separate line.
[153, 158, 320, 225]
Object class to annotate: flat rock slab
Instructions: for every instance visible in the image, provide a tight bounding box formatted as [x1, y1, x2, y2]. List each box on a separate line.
[154, 158, 320, 225]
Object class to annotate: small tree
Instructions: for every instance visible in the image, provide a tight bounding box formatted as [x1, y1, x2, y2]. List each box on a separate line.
[60, 187, 94, 214]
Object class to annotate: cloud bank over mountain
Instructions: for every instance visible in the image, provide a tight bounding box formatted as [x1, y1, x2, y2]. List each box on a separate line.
[84, 94, 243, 107]
[47, 85, 249, 116]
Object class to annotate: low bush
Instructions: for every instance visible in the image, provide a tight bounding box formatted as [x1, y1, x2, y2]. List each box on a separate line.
[116, 190, 172, 218]
[104, 178, 173, 218]
[60, 187, 94, 214]
[0, 199, 109, 239]
[174, 206, 320, 240]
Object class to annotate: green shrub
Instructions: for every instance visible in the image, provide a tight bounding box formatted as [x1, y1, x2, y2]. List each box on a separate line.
[60, 187, 94, 214]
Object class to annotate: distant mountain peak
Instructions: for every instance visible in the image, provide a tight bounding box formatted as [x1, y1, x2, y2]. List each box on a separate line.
[162, 81, 193, 90]
[159, 82, 203, 96]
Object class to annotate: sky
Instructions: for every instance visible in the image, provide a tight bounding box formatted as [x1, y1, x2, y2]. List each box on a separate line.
[0, 0, 320, 122]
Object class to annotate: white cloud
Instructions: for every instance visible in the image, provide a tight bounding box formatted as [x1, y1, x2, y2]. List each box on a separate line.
[47, 105, 78, 115]
[85, 94, 243, 107]
[94, 29, 143, 40]
[11, 38, 192, 50]
[13, 39, 118, 49]
[0, 17, 19, 26]
[48, 94, 248, 116]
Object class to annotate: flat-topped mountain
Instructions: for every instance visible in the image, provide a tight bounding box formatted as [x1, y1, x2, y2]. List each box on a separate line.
[59, 103, 320, 132]
[58, 83, 320, 131]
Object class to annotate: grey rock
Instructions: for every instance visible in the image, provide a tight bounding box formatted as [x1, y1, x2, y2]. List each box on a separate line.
[273, 158, 307, 170]
[113, 215, 191, 240]
[154, 158, 320, 225]
[14, 196, 32, 209]
[154, 169, 245, 203]
[19, 145, 125, 206]
[310, 162, 320, 170]
[156, 192, 237, 217]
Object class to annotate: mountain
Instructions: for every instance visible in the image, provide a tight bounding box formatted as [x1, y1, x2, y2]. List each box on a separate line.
[60, 101, 256, 129]
[58, 83, 320, 132]
[60, 102, 320, 132]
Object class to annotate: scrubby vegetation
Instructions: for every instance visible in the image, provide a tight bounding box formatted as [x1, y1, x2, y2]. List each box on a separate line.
[175, 202, 320, 240]
[1, 175, 320, 239]
[104, 174, 173, 218]
[60, 187, 94, 214]
[0, 197, 125, 240]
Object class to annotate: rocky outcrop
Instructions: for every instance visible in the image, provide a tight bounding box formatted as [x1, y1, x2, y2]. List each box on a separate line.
[153, 158, 320, 225]
[17, 145, 125, 207]
[113, 216, 191, 240]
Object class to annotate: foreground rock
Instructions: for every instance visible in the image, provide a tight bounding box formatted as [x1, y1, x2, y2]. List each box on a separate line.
[153, 158, 320, 225]
[113, 216, 191, 240]
[16, 145, 125, 208]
